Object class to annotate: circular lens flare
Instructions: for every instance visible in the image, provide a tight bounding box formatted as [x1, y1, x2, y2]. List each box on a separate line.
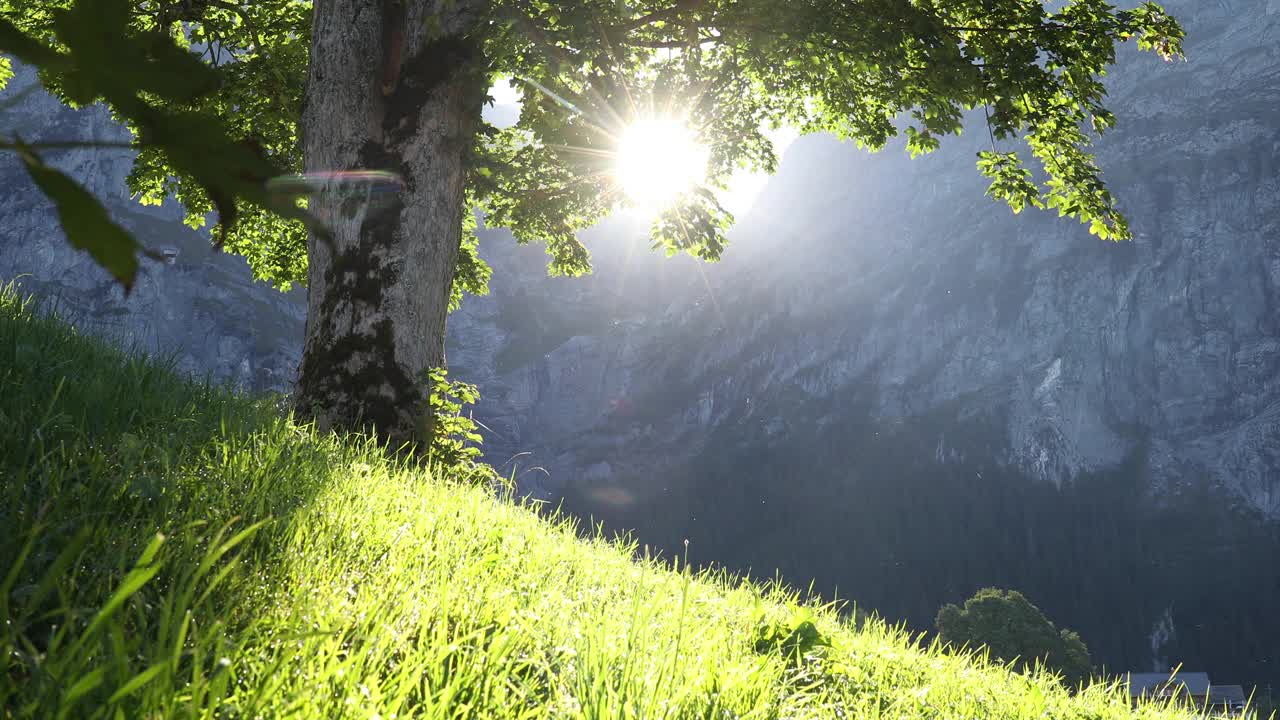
[614, 117, 709, 209]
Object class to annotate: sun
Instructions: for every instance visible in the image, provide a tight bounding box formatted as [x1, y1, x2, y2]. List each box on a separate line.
[614, 116, 710, 209]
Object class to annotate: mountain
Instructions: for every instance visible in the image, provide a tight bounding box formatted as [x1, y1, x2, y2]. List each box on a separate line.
[0, 63, 305, 393]
[3, 0, 1279, 690]
[464, 0, 1280, 514]
[447, 0, 1280, 687]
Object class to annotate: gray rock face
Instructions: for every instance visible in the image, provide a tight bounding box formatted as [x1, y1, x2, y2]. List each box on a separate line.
[1, 0, 1277, 518]
[3, 0, 1279, 684]
[450, 0, 1280, 517]
[0, 64, 306, 394]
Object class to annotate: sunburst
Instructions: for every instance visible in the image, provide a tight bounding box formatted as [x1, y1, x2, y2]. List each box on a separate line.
[612, 115, 710, 210]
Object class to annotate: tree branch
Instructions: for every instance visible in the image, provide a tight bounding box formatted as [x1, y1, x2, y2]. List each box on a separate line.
[612, 5, 684, 34]
[618, 36, 718, 49]
[493, 2, 578, 70]
[610, 0, 709, 51]
[203, 0, 266, 51]
[942, 22, 1077, 34]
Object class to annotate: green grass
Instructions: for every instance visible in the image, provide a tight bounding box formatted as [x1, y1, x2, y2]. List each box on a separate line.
[0, 282, 1208, 719]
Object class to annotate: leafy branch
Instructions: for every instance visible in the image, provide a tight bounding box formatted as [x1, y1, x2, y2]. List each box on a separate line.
[0, 0, 322, 290]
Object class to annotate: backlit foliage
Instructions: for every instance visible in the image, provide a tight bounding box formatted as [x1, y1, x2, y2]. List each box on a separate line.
[1, 0, 1182, 291]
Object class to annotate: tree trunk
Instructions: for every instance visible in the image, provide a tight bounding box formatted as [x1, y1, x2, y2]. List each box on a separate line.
[295, 0, 487, 447]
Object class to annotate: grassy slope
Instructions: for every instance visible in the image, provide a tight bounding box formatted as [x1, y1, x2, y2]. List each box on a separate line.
[0, 284, 1199, 719]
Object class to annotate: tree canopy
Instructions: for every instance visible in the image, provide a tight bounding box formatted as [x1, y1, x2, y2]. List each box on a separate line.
[1, 0, 1185, 445]
[936, 587, 1094, 687]
[1, 0, 1183, 293]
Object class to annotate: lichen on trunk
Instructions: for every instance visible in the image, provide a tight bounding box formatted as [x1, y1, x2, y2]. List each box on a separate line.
[295, 0, 487, 447]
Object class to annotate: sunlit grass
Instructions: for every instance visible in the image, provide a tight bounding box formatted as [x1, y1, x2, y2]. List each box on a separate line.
[0, 281, 1209, 718]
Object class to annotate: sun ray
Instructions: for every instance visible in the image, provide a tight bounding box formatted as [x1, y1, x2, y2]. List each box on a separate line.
[545, 144, 619, 160]
[692, 254, 727, 330]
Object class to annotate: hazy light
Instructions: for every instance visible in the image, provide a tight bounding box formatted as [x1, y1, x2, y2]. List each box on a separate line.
[486, 77, 799, 215]
[489, 77, 522, 106]
[719, 126, 800, 215]
[614, 117, 710, 209]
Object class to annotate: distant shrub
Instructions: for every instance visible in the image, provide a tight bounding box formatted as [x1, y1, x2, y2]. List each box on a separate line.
[936, 588, 1093, 687]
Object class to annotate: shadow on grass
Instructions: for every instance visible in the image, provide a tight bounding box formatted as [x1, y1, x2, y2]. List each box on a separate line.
[0, 284, 350, 703]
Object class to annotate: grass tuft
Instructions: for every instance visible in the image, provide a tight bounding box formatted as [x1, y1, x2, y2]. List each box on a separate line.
[0, 281, 1202, 718]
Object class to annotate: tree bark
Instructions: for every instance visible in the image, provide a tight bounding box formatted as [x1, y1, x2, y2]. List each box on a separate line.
[296, 0, 487, 447]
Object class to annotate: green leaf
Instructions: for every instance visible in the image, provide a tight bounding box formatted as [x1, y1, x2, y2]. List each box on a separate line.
[0, 17, 65, 70]
[17, 145, 141, 290]
[129, 32, 223, 102]
[107, 663, 167, 704]
[84, 533, 166, 637]
[0, 526, 38, 613]
[62, 667, 106, 707]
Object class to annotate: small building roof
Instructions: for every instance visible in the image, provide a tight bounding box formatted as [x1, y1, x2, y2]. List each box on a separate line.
[1126, 672, 1212, 697]
[1208, 685, 1247, 705]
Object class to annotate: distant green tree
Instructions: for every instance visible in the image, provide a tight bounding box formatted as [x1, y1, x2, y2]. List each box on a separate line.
[936, 587, 1093, 687]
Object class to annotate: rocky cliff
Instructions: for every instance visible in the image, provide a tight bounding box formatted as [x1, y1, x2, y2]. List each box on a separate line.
[0, 64, 306, 394]
[451, 0, 1280, 685]
[455, 0, 1280, 519]
[3, 0, 1279, 686]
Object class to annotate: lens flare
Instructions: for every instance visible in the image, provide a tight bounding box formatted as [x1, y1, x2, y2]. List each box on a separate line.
[266, 170, 406, 219]
[265, 170, 405, 198]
